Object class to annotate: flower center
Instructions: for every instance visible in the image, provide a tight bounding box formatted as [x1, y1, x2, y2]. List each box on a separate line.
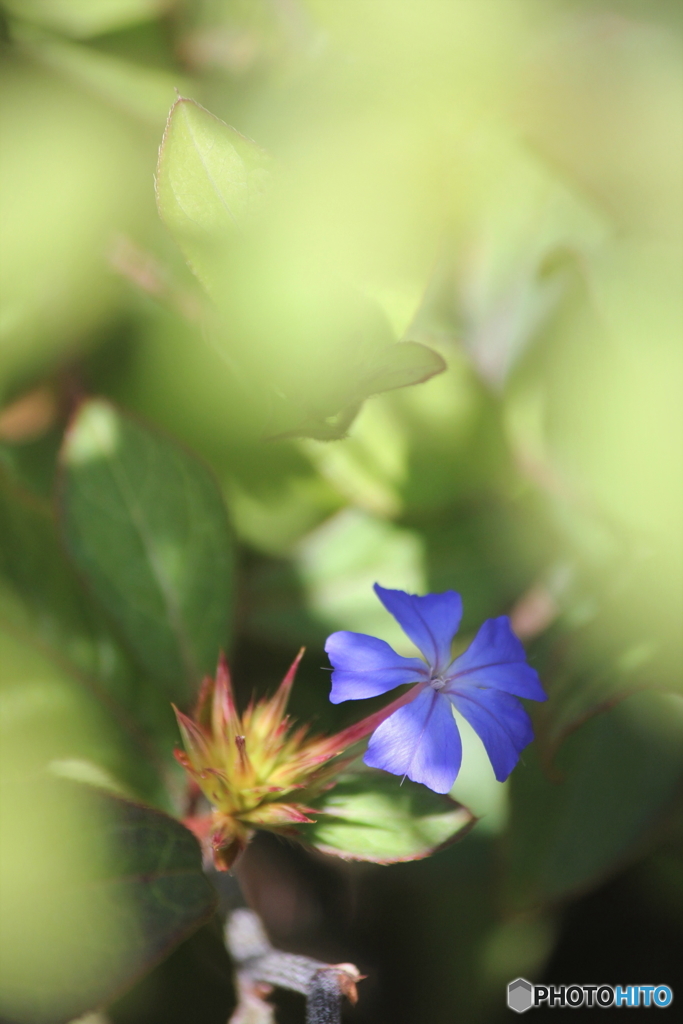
[430, 675, 447, 691]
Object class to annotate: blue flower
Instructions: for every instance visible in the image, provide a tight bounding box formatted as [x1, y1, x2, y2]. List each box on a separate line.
[325, 585, 547, 794]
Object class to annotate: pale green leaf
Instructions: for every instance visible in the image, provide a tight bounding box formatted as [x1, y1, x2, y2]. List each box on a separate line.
[301, 769, 475, 863]
[3, 0, 168, 38]
[361, 341, 446, 397]
[17, 30, 190, 126]
[156, 97, 271, 292]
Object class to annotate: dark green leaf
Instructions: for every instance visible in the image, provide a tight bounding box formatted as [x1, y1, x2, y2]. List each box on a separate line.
[301, 767, 475, 863]
[0, 467, 95, 650]
[0, 427, 62, 499]
[59, 398, 234, 697]
[91, 788, 216, 956]
[0, 467, 175, 796]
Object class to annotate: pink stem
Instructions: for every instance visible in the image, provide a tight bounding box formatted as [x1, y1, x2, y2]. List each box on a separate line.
[317, 682, 428, 757]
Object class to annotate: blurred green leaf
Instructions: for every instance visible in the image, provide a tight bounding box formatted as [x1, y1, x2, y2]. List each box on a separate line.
[505, 692, 683, 910]
[0, 62, 151, 396]
[248, 510, 402, 653]
[302, 768, 475, 863]
[155, 97, 271, 292]
[299, 397, 407, 518]
[391, 353, 512, 515]
[425, 172, 603, 389]
[3, 0, 168, 38]
[529, 546, 683, 754]
[17, 30, 190, 126]
[0, 777, 216, 1024]
[421, 497, 554, 630]
[362, 340, 446, 396]
[0, 427, 62, 499]
[0, 467, 97, 651]
[154, 95, 446, 440]
[0, 600, 165, 806]
[48, 756, 133, 796]
[0, 621, 185, 1015]
[231, 507, 424, 694]
[295, 508, 425, 652]
[537, 630, 679, 756]
[265, 342, 446, 441]
[263, 395, 365, 443]
[59, 398, 234, 697]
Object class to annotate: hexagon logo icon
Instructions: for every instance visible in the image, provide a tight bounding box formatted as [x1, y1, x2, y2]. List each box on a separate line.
[508, 978, 534, 1013]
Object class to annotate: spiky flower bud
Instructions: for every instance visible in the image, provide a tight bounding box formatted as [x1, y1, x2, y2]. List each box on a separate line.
[173, 650, 412, 869]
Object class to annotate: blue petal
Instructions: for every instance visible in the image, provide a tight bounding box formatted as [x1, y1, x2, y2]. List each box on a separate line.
[448, 688, 533, 782]
[326, 631, 428, 704]
[444, 616, 546, 701]
[374, 584, 463, 672]
[363, 688, 462, 794]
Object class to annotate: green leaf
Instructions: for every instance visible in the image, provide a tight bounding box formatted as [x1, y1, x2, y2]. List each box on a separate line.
[532, 559, 683, 755]
[537, 634, 672, 755]
[263, 396, 365, 443]
[0, 628, 212, 1019]
[0, 614, 164, 805]
[48, 756, 133, 796]
[3, 0, 167, 38]
[505, 691, 683, 911]
[0, 776, 216, 1024]
[301, 768, 475, 863]
[156, 97, 271, 293]
[0, 62, 152, 393]
[0, 468, 96, 649]
[295, 508, 425, 648]
[0, 466, 180, 792]
[264, 343, 446, 441]
[16, 30, 191, 126]
[59, 398, 233, 697]
[360, 341, 446, 397]
[92, 787, 217, 967]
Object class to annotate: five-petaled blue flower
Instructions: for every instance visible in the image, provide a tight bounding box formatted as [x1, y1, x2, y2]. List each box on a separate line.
[325, 585, 547, 794]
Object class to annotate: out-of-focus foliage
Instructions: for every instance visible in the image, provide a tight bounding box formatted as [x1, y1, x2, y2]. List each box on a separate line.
[156, 97, 272, 293]
[155, 95, 446, 439]
[0, 771, 216, 1023]
[0, 0, 681, 1021]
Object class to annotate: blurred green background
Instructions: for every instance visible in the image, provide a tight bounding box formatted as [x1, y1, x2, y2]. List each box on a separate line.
[0, 1, 682, 1022]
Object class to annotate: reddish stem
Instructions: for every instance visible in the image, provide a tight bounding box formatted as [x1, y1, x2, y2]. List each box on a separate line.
[316, 682, 428, 757]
